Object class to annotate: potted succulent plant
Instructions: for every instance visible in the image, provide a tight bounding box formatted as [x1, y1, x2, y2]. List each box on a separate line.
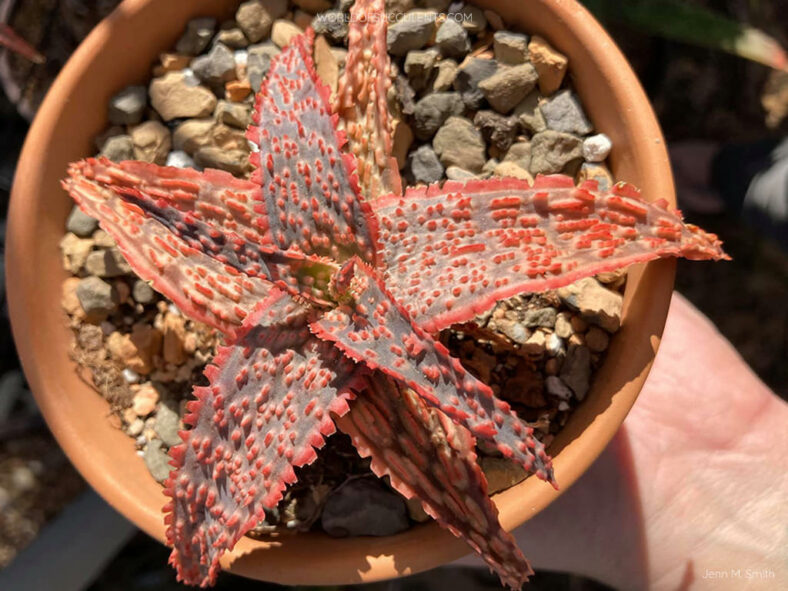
[7, 0, 727, 587]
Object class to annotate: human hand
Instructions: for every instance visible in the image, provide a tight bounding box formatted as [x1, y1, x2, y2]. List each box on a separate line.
[458, 292, 788, 590]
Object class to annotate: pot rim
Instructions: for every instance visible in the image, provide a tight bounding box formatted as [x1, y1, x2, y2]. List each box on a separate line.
[6, 0, 676, 585]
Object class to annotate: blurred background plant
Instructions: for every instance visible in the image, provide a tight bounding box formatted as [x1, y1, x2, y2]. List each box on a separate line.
[0, 0, 785, 589]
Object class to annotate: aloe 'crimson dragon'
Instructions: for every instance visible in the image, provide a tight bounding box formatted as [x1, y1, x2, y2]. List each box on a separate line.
[62, 0, 728, 588]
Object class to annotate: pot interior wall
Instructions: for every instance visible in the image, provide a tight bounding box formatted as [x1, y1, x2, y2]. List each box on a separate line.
[6, 0, 675, 585]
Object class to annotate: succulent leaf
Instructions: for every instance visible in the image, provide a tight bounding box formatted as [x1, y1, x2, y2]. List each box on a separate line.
[247, 29, 380, 264]
[373, 176, 729, 332]
[337, 378, 533, 589]
[311, 259, 555, 485]
[165, 291, 364, 587]
[335, 0, 403, 200]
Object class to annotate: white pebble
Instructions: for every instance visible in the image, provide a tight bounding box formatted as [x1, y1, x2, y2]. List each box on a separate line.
[545, 333, 565, 356]
[168, 303, 181, 316]
[166, 150, 196, 169]
[122, 368, 141, 384]
[234, 50, 248, 67]
[558, 401, 570, 411]
[182, 69, 201, 86]
[582, 133, 612, 163]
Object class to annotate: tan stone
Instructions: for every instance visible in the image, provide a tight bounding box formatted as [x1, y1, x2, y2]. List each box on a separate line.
[159, 53, 191, 73]
[149, 72, 217, 121]
[392, 119, 414, 170]
[60, 233, 94, 273]
[162, 313, 187, 365]
[480, 457, 526, 495]
[528, 35, 568, 96]
[61, 278, 83, 316]
[314, 35, 338, 98]
[293, 10, 314, 31]
[493, 161, 534, 182]
[131, 120, 171, 164]
[173, 118, 215, 155]
[132, 383, 160, 416]
[107, 325, 162, 375]
[271, 20, 302, 48]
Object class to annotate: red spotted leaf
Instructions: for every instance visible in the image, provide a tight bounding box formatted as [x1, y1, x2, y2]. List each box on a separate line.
[372, 176, 730, 332]
[337, 378, 533, 589]
[247, 29, 379, 264]
[165, 291, 365, 586]
[335, 0, 402, 201]
[310, 259, 555, 485]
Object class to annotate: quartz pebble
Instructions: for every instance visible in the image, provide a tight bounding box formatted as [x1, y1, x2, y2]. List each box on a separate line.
[582, 133, 613, 162]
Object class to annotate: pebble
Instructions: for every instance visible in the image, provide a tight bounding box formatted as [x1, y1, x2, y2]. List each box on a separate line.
[497, 319, 529, 345]
[235, 0, 276, 43]
[76, 276, 118, 318]
[84, 248, 131, 278]
[585, 326, 611, 353]
[478, 63, 538, 114]
[108, 325, 162, 375]
[108, 85, 147, 125]
[194, 147, 249, 175]
[404, 49, 440, 93]
[100, 135, 134, 162]
[541, 90, 594, 135]
[582, 133, 612, 162]
[545, 376, 573, 400]
[387, 10, 437, 55]
[545, 333, 565, 357]
[560, 345, 592, 400]
[408, 144, 444, 184]
[457, 4, 487, 34]
[530, 130, 583, 174]
[473, 110, 519, 153]
[493, 161, 532, 182]
[557, 277, 623, 332]
[60, 233, 93, 273]
[271, 19, 303, 48]
[528, 35, 568, 96]
[521, 330, 547, 354]
[247, 43, 279, 91]
[514, 91, 546, 133]
[191, 43, 237, 87]
[122, 368, 141, 384]
[130, 121, 171, 165]
[431, 59, 458, 92]
[225, 79, 252, 102]
[578, 162, 613, 191]
[480, 457, 526, 494]
[143, 439, 172, 483]
[453, 56, 497, 110]
[157, 53, 192, 74]
[413, 91, 464, 140]
[149, 73, 217, 121]
[175, 18, 216, 56]
[523, 307, 557, 328]
[61, 278, 83, 316]
[554, 312, 573, 339]
[162, 313, 187, 365]
[503, 140, 531, 171]
[126, 418, 144, 436]
[132, 384, 160, 416]
[321, 477, 409, 537]
[165, 150, 197, 169]
[433, 116, 487, 173]
[391, 119, 414, 169]
[493, 31, 529, 65]
[154, 401, 182, 447]
[570, 315, 589, 334]
[216, 24, 249, 49]
[445, 166, 478, 180]
[435, 18, 470, 59]
[215, 100, 252, 129]
[66, 206, 98, 238]
[313, 10, 349, 44]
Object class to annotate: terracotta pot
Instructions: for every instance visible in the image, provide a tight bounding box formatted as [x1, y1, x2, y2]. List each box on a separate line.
[6, 0, 676, 585]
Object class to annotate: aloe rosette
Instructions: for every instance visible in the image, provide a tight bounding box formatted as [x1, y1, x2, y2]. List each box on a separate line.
[63, 0, 727, 588]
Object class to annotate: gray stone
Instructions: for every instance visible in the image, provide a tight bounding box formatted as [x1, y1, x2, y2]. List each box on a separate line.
[545, 375, 573, 400]
[191, 43, 237, 87]
[108, 85, 147, 125]
[215, 99, 252, 129]
[445, 166, 478, 180]
[132, 280, 156, 304]
[453, 57, 497, 110]
[413, 91, 464, 140]
[503, 140, 532, 171]
[100, 135, 134, 162]
[514, 91, 546, 133]
[433, 117, 486, 173]
[530, 130, 582, 174]
[176, 18, 216, 55]
[143, 439, 172, 483]
[247, 43, 279, 91]
[523, 307, 557, 328]
[404, 49, 440, 93]
[431, 59, 458, 92]
[560, 344, 591, 400]
[493, 30, 529, 64]
[456, 4, 487, 34]
[387, 10, 437, 56]
[313, 10, 349, 43]
[66, 206, 98, 238]
[498, 319, 529, 345]
[166, 150, 197, 169]
[236, 0, 284, 43]
[435, 18, 470, 59]
[408, 145, 444, 184]
[541, 90, 594, 135]
[478, 63, 539, 114]
[473, 110, 519, 152]
[154, 400, 181, 447]
[84, 248, 131, 278]
[216, 23, 249, 49]
[76, 276, 118, 317]
[321, 477, 409, 537]
[557, 277, 623, 332]
[194, 147, 249, 175]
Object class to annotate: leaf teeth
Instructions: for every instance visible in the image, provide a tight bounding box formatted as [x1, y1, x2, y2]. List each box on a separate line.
[310, 260, 555, 486]
[337, 378, 533, 590]
[164, 291, 364, 587]
[335, 0, 402, 201]
[247, 29, 380, 266]
[372, 174, 730, 333]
